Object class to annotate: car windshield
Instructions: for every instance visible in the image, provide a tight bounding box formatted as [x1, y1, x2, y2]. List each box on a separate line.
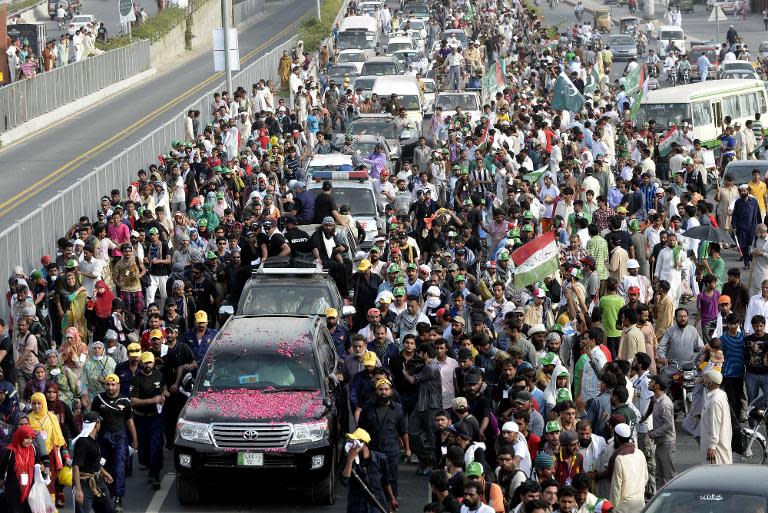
[660, 30, 684, 40]
[644, 491, 767, 513]
[423, 81, 436, 93]
[349, 119, 396, 138]
[311, 187, 378, 216]
[337, 32, 376, 50]
[72, 15, 91, 22]
[388, 42, 413, 52]
[610, 36, 634, 45]
[363, 62, 398, 75]
[637, 103, 692, 129]
[330, 65, 358, 76]
[725, 62, 754, 71]
[436, 94, 479, 111]
[198, 344, 320, 390]
[338, 53, 364, 63]
[726, 163, 768, 184]
[239, 283, 335, 316]
[353, 141, 382, 156]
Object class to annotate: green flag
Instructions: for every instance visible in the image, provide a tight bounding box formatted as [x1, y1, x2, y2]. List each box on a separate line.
[584, 68, 600, 95]
[552, 73, 584, 113]
[523, 165, 550, 184]
[622, 63, 643, 97]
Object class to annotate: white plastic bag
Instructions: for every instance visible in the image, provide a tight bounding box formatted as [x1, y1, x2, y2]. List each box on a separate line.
[27, 464, 55, 513]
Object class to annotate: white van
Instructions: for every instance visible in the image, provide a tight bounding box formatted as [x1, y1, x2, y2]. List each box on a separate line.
[337, 15, 379, 52]
[371, 76, 424, 126]
[656, 25, 686, 55]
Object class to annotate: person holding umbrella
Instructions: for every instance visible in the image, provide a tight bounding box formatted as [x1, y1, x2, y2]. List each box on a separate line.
[733, 184, 762, 269]
[341, 428, 398, 513]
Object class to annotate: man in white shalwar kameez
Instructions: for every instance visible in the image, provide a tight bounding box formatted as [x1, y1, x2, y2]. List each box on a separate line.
[654, 234, 684, 308]
[700, 370, 732, 465]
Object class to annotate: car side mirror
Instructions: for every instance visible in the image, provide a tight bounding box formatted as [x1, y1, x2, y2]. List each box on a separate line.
[342, 305, 356, 318]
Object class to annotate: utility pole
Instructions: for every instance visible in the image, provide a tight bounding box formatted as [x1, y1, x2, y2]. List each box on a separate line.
[221, 0, 233, 94]
[316, 0, 321, 21]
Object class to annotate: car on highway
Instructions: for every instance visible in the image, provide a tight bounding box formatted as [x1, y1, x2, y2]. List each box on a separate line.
[336, 49, 368, 74]
[346, 114, 402, 163]
[174, 314, 344, 505]
[304, 153, 354, 178]
[402, 1, 431, 22]
[607, 34, 638, 60]
[398, 18, 428, 39]
[392, 49, 429, 75]
[359, 0, 382, 15]
[434, 91, 482, 125]
[308, 178, 383, 249]
[717, 60, 760, 80]
[706, 0, 738, 14]
[67, 13, 95, 35]
[360, 56, 402, 76]
[724, 159, 768, 185]
[657, 25, 686, 55]
[641, 464, 768, 512]
[327, 63, 360, 84]
[352, 75, 378, 97]
[385, 35, 415, 55]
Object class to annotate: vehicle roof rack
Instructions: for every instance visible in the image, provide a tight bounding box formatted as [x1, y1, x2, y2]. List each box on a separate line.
[252, 262, 327, 275]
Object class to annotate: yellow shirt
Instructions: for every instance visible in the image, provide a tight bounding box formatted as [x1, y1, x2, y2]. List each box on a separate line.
[749, 180, 767, 212]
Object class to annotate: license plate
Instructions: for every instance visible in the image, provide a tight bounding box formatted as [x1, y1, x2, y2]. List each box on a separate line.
[237, 453, 263, 466]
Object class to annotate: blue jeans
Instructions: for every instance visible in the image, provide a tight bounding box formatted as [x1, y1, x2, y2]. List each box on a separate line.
[134, 414, 164, 479]
[99, 430, 127, 498]
[74, 476, 114, 513]
[448, 66, 461, 91]
[745, 372, 768, 409]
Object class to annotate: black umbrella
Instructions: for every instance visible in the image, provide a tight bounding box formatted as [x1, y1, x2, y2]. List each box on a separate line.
[682, 225, 735, 245]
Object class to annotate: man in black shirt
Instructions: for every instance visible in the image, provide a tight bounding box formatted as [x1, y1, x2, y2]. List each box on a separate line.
[91, 374, 136, 511]
[145, 227, 171, 312]
[310, 218, 351, 295]
[283, 216, 312, 256]
[159, 327, 197, 447]
[129, 352, 167, 490]
[313, 181, 343, 224]
[260, 219, 291, 259]
[73, 411, 115, 513]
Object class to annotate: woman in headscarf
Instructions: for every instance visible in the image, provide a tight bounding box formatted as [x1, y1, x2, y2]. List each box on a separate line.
[44, 383, 76, 508]
[80, 342, 116, 408]
[0, 424, 48, 513]
[22, 364, 48, 403]
[57, 270, 88, 341]
[86, 280, 115, 343]
[104, 330, 128, 365]
[200, 195, 220, 230]
[28, 392, 68, 506]
[187, 196, 205, 223]
[106, 298, 134, 346]
[44, 350, 80, 412]
[59, 327, 89, 380]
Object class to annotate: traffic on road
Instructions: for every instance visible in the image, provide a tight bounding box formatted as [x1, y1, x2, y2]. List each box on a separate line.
[5, 0, 768, 512]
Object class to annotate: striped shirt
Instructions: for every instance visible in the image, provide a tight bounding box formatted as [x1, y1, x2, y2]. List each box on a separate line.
[587, 235, 609, 280]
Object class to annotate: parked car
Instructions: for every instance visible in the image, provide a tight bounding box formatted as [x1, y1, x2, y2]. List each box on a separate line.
[641, 464, 768, 512]
[67, 13, 95, 35]
[174, 315, 344, 505]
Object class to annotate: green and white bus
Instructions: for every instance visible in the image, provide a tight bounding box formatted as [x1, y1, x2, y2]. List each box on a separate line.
[638, 79, 768, 146]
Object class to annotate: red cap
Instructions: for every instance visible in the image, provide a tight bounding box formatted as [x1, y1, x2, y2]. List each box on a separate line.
[367, 308, 380, 316]
[628, 286, 641, 294]
[380, 169, 389, 177]
[40, 255, 52, 265]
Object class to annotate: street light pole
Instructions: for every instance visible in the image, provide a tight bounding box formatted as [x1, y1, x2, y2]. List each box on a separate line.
[316, 0, 321, 21]
[221, 0, 233, 95]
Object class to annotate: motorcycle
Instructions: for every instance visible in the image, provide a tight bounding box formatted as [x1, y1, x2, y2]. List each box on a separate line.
[678, 65, 691, 84]
[575, 6, 584, 20]
[549, 0, 557, 9]
[666, 63, 679, 87]
[661, 360, 695, 416]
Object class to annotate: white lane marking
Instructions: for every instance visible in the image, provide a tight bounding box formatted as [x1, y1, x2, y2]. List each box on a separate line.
[145, 472, 175, 513]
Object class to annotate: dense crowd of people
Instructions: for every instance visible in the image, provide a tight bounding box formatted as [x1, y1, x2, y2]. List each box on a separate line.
[3, 0, 768, 512]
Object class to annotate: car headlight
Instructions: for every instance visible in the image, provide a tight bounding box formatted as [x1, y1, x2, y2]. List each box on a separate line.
[291, 420, 328, 445]
[177, 419, 213, 444]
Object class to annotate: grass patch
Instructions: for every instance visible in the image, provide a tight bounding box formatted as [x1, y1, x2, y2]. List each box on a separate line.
[8, 0, 41, 14]
[298, 0, 341, 52]
[97, 6, 189, 50]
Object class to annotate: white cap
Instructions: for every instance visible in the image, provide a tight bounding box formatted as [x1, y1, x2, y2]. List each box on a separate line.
[426, 286, 441, 297]
[534, 288, 546, 298]
[501, 421, 519, 433]
[627, 259, 639, 269]
[704, 370, 722, 385]
[614, 423, 632, 438]
[528, 324, 547, 336]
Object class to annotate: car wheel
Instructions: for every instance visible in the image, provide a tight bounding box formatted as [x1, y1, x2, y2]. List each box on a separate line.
[309, 454, 336, 505]
[176, 474, 201, 505]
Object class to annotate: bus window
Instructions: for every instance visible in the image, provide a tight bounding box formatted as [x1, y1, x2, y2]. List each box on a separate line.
[740, 93, 757, 118]
[692, 102, 711, 127]
[722, 96, 739, 118]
